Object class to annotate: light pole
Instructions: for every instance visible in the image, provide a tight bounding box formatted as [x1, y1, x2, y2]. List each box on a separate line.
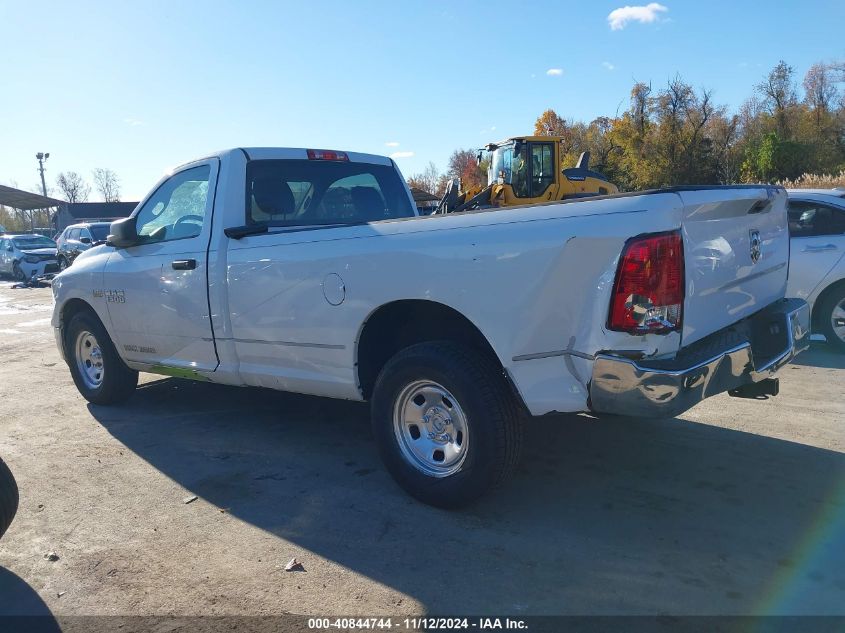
[35, 152, 50, 197]
[35, 152, 50, 232]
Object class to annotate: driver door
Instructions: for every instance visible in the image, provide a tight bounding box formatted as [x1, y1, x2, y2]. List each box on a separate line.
[103, 160, 219, 372]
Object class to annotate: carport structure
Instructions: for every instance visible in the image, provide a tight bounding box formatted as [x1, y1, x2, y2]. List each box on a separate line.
[0, 184, 66, 233]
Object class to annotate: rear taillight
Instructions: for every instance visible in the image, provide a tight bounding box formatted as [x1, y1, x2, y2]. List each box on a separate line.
[608, 231, 684, 334]
[307, 149, 349, 161]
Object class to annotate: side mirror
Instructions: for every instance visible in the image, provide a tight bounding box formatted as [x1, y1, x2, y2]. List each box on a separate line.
[80, 237, 91, 244]
[107, 216, 139, 248]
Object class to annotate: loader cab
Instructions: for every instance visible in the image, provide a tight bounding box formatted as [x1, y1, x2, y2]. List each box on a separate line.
[487, 137, 557, 201]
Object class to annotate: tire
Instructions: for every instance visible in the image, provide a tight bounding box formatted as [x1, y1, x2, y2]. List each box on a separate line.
[818, 285, 845, 353]
[0, 457, 18, 540]
[58, 256, 68, 271]
[64, 310, 138, 405]
[371, 341, 523, 508]
[12, 261, 25, 282]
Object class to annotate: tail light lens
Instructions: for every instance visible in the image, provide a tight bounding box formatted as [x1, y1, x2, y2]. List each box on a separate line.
[608, 231, 684, 334]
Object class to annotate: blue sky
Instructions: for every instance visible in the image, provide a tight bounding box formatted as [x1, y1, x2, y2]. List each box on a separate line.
[1, 0, 843, 201]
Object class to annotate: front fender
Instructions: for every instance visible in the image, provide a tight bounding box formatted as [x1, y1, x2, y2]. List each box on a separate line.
[50, 249, 111, 331]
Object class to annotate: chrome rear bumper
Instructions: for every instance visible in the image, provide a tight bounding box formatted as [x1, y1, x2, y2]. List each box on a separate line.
[589, 299, 809, 418]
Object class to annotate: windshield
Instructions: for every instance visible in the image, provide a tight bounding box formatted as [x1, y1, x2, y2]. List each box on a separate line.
[488, 144, 514, 186]
[13, 236, 55, 250]
[90, 225, 111, 241]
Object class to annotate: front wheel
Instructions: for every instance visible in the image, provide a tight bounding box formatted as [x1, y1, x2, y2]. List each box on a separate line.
[818, 286, 845, 353]
[58, 256, 68, 271]
[12, 261, 25, 282]
[371, 341, 523, 508]
[65, 311, 138, 405]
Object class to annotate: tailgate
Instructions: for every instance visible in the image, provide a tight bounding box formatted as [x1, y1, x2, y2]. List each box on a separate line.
[679, 186, 789, 346]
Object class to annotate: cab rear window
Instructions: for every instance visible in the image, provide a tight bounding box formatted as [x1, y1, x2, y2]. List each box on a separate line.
[246, 159, 414, 227]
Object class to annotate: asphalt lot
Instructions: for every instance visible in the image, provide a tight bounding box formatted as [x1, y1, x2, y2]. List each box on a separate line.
[0, 281, 843, 618]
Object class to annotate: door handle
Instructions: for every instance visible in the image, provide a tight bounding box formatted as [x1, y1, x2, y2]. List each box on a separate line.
[171, 259, 197, 270]
[803, 244, 837, 252]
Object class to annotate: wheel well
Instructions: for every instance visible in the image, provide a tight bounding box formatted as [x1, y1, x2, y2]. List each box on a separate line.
[60, 298, 98, 330]
[811, 279, 845, 330]
[356, 300, 503, 400]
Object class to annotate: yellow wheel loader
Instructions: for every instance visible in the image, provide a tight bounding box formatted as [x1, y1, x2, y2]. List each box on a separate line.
[435, 136, 618, 214]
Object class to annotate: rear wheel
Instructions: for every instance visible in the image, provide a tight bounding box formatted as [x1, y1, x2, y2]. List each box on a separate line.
[65, 310, 138, 404]
[371, 341, 523, 508]
[0, 457, 18, 540]
[818, 286, 845, 353]
[58, 256, 68, 271]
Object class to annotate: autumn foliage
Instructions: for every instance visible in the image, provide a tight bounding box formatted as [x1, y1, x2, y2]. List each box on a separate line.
[411, 59, 845, 197]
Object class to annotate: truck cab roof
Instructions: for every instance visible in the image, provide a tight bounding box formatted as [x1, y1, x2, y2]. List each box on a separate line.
[178, 148, 396, 171]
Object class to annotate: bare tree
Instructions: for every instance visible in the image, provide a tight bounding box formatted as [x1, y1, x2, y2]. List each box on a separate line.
[757, 60, 797, 137]
[92, 168, 121, 202]
[804, 63, 839, 125]
[630, 82, 653, 137]
[407, 162, 442, 196]
[709, 112, 741, 184]
[56, 171, 91, 203]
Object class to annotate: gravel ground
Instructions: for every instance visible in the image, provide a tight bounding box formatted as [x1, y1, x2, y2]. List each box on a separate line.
[0, 281, 843, 619]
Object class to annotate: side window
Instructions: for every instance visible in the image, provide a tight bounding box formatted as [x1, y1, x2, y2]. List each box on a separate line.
[68, 228, 80, 241]
[788, 201, 845, 238]
[80, 228, 92, 241]
[134, 165, 211, 243]
[529, 143, 554, 198]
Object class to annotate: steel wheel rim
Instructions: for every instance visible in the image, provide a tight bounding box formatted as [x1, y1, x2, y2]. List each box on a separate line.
[832, 298, 845, 343]
[392, 380, 469, 478]
[75, 330, 104, 390]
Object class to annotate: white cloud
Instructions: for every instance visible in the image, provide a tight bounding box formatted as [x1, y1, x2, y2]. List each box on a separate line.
[123, 117, 144, 126]
[390, 151, 414, 159]
[602, 61, 616, 71]
[384, 141, 400, 147]
[546, 68, 563, 76]
[607, 3, 668, 30]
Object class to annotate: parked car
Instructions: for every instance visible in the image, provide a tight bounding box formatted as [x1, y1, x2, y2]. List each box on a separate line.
[0, 233, 60, 281]
[56, 222, 112, 270]
[0, 457, 18, 540]
[51, 148, 809, 507]
[786, 189, 845, 352]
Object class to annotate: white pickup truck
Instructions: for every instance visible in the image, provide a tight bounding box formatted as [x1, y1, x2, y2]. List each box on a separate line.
[51, 147, 810, 507]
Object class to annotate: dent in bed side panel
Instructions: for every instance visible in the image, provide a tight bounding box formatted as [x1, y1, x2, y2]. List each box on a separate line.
[507, 355, 589, 416]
